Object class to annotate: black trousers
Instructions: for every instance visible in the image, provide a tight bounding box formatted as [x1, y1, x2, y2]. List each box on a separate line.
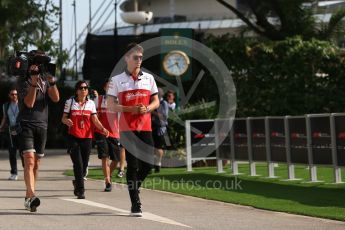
[68, 135, 92, 194]
[8, 134, 19, 175]
[120, 131, 154, 205]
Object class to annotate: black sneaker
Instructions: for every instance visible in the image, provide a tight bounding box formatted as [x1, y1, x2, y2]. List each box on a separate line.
[72, 180, 78, 196]
[130, 203, 142, 217]
[104, 182, 112, 192]
[24, 197, 40, 212]
[154, 166, 161, 173]
[76, 192, 85, 199]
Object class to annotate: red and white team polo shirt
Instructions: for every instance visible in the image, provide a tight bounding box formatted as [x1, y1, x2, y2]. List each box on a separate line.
[107, 70, 158, 132]
[94, 95, 120, 138]
[64, 98, 97, 138]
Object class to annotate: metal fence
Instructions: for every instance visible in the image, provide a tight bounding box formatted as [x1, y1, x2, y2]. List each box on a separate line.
[185, 113, 345, 183]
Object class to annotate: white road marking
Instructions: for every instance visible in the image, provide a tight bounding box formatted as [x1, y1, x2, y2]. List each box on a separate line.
[60, 198, 191, 228]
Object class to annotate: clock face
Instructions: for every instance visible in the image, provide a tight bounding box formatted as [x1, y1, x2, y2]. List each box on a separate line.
[163, 50, 190, 76]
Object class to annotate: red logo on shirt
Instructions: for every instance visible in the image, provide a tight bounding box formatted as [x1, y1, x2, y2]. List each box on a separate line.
[125, 92, 148, 102]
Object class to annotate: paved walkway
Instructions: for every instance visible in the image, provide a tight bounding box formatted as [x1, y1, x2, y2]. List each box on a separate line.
[0, 150, 344, 230]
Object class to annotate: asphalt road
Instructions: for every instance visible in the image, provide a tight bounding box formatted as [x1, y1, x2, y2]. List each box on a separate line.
[0, 150, 344, 230]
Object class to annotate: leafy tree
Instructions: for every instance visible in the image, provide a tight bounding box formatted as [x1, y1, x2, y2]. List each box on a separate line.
[0, 0, 67, 75]
[216, 0, 345, 41]
[0, 0, 37, 58]
[206, 35, 345, 116]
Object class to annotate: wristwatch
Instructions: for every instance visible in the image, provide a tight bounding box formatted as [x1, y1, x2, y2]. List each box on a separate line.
[146, 106, 151, 113]
[49, 77, 56, 87]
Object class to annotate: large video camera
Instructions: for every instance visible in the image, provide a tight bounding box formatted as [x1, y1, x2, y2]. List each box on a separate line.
[7, 50, 56, 77]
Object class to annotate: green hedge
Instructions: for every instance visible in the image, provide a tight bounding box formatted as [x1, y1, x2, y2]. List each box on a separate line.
[166, 36, 345, 149]
[205, 35, 345, 117]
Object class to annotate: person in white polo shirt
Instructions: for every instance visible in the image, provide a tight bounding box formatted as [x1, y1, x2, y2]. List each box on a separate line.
[61, 80, 109, 199]
[107, 43, 160, 217]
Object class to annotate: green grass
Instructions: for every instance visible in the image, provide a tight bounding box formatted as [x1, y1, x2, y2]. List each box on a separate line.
[65, 163, 345, 221]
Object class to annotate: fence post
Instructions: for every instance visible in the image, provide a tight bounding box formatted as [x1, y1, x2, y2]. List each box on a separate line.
[215, 119, 224, 173]
[186, 120, 192, 172]
[266, 117, 277, 178]
[330, 114, 343, 184]
[284, 116, 301, 181]
[230, 122, 240, 175]
[247, 118, 257, 176]
[306, 115, 321, 183]
[306, 115, 316, 182]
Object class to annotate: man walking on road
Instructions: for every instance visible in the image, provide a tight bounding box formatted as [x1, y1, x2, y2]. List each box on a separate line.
[107, 43, 159, 216]
[0, 89, 20, 180]
[16, 51, 60, 212]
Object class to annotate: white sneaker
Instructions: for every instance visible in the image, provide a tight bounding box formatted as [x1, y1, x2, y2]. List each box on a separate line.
[24, 198, 30, 211]
[8, 174, 18, 181]
[85, 163, 89, 177]
[117, 170, 125, 178]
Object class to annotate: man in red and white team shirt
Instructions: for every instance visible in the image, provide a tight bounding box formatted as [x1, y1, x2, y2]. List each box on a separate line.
[94, 80, 126, 192]
[62, 80, 109, 199]
[107, 43, 159, 217]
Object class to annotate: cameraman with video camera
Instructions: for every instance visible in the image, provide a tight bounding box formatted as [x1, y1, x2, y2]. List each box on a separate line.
[11, 50, 60, 212]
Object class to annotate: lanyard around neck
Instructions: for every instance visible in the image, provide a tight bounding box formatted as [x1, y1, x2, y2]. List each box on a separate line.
[79, 101, 87, 117]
